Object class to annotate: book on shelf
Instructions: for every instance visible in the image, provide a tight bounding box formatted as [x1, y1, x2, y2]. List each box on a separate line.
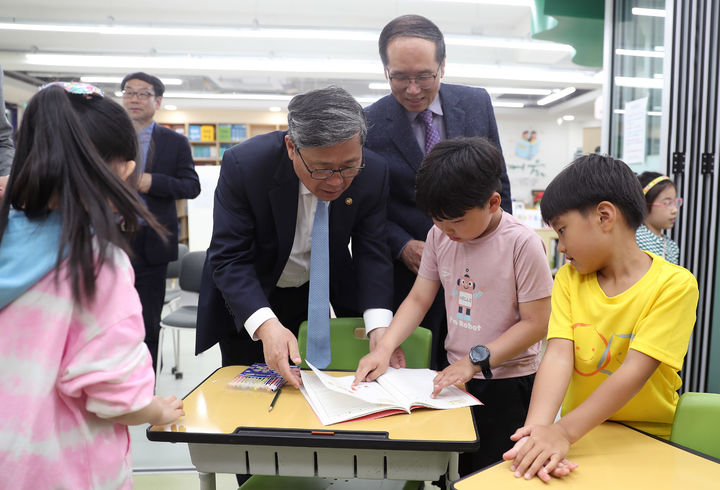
[217, 124, 232, 142]
[231, 124, 247, 141]
[162, 123, 185, 135]
[188, 124, 202, 141]
[200, 124, 215, 141]
[299, 361, 481, 426]
[191, 143, 218, 158]
[219, 143, 234, 158]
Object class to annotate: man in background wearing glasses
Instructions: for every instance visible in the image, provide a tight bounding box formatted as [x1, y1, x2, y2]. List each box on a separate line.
[120, 72, 201, 372]
[364, 15, 513, 370]
[196, 86, 393, 389]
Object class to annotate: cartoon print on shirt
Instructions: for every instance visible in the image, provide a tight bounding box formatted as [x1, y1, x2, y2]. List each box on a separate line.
[450, 268, 483, 321]
[572, 323, 634, 376]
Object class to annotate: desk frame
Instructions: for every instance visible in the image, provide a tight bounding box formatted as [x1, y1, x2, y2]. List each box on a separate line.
[148, 367, 479, 490]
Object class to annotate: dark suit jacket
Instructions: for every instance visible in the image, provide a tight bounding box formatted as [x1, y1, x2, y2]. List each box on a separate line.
[131, 123, 200, 265]
[195, 131, 394, 354]
[364, 83, 512, 258]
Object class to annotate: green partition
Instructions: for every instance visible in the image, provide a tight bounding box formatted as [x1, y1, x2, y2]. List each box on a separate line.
[531, 0, 605, 67]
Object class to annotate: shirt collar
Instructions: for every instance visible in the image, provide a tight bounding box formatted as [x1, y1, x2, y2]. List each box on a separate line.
[299, 181, 313, 196]
[138, 120, 155, 136]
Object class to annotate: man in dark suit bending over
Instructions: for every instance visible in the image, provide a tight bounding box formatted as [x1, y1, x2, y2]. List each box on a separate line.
[196, 86, 394, 388]
[364, 15, 512, 368]
[121, 72, 201, 371]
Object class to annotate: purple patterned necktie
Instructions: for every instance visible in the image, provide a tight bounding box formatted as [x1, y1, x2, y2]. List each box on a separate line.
[419, 109, 441, 154]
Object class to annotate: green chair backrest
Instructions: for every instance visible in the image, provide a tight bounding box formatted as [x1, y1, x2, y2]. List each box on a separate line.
[670, 391, 720, 459]
[298, 317, 432, 370]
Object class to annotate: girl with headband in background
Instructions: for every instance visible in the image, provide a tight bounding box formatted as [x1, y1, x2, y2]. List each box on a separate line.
[636, 172, 681, 265]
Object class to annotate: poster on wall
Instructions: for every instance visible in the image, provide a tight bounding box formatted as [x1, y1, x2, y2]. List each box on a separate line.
[504, 127, 548, 207]
[622, 97, 648, 165]
[515, 130, 539, 160]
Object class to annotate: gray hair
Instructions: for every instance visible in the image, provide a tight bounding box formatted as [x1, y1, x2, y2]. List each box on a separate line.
[287, 86, 367, 149]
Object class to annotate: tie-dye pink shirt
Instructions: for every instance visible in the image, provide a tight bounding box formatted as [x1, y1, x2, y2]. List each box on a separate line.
[0, 246, 155, 489]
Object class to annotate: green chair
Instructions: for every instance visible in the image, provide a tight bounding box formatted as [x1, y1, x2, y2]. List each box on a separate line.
[297, 317, 432, 370]
[670, 391, 720, 459]
[240, 318, 432, 490]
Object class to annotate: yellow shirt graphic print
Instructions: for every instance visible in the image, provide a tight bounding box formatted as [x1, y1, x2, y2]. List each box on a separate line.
[572, 323, 633, 377]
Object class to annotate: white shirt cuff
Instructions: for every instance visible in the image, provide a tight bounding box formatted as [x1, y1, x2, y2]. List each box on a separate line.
[363, 308, 394, 337]
[245, 307, 277, 340]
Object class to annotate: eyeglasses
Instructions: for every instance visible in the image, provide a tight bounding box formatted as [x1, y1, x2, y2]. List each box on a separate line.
[387, 63, 442, 90]
[40, 81, 104, 97]
[652, 197, 684, 208]
[122, 90, 155, 100]
[297, 148, 365, 180]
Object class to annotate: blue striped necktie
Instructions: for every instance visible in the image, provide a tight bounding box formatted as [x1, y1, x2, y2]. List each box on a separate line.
[306, 200, 331, 368]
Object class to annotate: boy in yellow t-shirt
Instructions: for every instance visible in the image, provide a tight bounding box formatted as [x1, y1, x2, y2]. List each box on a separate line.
[503, 154, 699, 482]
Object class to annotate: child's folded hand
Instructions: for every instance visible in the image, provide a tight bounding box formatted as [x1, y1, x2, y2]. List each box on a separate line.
[503, 429, 530, 461]
[504, 424, 572, 482]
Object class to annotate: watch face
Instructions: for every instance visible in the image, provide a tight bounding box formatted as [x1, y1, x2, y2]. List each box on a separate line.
[470, 345, 489, 364]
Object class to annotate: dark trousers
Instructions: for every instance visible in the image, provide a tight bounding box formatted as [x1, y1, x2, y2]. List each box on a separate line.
[460, 374, 535, 476]
[393, 261, 448, 370]
[133, 261, 168, 372]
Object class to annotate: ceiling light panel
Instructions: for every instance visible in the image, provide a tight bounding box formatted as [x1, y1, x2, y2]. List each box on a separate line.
[536, 87, 577, 106]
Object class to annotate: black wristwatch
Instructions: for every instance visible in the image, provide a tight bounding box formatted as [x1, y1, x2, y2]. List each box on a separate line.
[469, 345, 493, 379]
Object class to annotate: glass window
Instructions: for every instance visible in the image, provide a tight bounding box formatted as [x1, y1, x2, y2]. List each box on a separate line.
[609, 0, 666, 172]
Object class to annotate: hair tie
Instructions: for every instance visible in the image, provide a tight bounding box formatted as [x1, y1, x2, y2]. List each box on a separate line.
[39, 81, 104, 98]
[643, 175, 670, 195]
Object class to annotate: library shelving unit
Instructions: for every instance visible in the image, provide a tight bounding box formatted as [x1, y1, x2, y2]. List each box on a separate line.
[159, 121, 288, 245]
[161, 122, 288, 166]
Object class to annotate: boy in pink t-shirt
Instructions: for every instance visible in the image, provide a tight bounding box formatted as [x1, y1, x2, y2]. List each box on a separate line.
[355, 137, 553, 474]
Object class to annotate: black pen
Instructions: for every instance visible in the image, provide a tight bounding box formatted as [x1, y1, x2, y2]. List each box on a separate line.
[268, 388, 282, 412]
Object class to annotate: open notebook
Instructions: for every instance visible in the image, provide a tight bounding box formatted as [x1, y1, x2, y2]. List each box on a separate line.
[299, 361, 481, 426]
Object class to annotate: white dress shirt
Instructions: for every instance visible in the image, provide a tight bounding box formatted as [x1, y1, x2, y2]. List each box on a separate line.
[244, 182, 392, 339]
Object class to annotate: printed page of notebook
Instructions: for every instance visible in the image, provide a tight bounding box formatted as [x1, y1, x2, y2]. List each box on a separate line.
[299, 369, 406, 426]
[377, 368, 481, 409]
[305, 360, 403, 407]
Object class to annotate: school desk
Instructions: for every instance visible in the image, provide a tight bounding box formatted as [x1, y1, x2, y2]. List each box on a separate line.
[451, 421, 720, 489]
[148, 366, 479, 490]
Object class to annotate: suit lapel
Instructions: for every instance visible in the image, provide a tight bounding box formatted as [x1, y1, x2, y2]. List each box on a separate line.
[440, 85, 467, 139]
[386, 98, 424, 171]
[269, 152, 299, 276]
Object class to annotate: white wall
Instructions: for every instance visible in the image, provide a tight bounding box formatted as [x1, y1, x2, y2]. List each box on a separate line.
[495, 109, 599, 207]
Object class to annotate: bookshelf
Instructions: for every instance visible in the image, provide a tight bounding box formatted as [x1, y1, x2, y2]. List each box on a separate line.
[160, 121, 288, 246]
[161, 121, 288, 166]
